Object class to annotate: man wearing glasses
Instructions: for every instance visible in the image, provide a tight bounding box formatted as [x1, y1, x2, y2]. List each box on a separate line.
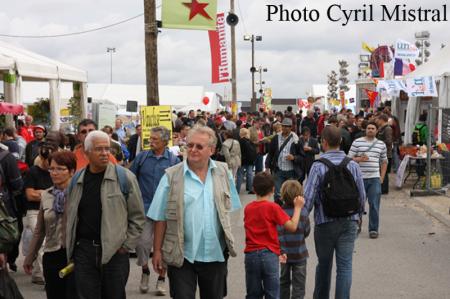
[148, 126, 241, 299]
[73, 119, 117, 171]
[65, 130, 145, 299]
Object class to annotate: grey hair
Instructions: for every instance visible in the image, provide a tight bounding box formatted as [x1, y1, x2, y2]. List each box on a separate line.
[187, 125, 217, 147]
[84, 130, 110, 152]
[151, 126, 171, 144]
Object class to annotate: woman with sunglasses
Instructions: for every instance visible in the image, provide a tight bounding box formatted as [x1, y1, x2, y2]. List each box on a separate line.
[23, 151, 78, 299]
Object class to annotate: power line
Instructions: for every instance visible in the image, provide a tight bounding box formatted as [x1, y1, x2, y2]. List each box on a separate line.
[0, 8, 161, 39]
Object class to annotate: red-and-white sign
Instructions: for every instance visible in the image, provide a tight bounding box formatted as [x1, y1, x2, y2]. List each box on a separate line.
[297, 99, 311, 109]
[208, 13, 229, 84]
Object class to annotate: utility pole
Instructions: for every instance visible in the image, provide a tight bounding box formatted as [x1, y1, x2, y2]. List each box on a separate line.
[144, 0, 159, 106]
[230, 0, 237, 114]
[251, 37, 256, 110]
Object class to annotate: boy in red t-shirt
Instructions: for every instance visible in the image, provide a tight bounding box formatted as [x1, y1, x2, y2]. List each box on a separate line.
[244, 172, 304, 299]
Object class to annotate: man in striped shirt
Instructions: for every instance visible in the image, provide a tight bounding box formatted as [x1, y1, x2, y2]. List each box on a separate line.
[304, 126, 366, 299]
[348, 121, 388, 239]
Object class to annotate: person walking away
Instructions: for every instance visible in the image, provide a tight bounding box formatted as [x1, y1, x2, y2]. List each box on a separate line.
[130, 126, 180, 295]
[237, 128, 257, 194]
[65, 130, 145, 299]
[23, 151, 78, 299]
[221, 131, 241, 181]
[277, 180, 310, 299]
[304, 125, 366, 299]
[348, 122, 387, 239]
[244, 173, 305, 299]
[376, 114, 393, 194]
[148, 126, 241, 299]
[0, 144, 24, 272]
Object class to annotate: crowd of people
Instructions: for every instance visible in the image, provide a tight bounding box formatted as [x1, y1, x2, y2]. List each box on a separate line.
[0, 105, 403, 299]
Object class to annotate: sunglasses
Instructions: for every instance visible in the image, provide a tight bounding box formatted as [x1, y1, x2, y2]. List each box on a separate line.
[80, 129, 95, 135]
[187, 143, 208, 150]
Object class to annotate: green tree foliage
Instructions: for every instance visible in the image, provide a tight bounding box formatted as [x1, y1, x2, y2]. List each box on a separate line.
[27, 98, 50, 125]
[68, 96, 82, 127]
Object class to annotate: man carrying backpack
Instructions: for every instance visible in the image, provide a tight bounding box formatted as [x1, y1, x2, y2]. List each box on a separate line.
[412, 113, 428, 146]
[304, 126, 366, 299]
[348, 121, 388, 240]
[65, 130, 145, 299]
[130, 126, 180, 295]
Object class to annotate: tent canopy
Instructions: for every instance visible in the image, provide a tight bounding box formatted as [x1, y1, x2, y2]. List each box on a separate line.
[0, 102, 24, 115]
[0, 40, 87, 82]
[405, 45, 450, 78]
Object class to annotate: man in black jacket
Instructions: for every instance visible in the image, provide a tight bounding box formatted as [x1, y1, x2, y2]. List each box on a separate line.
[127, 124, 142, 162]
[0, 144, 24, 271]
[265, 118, 304, 204]
[298, 127, 320, 182]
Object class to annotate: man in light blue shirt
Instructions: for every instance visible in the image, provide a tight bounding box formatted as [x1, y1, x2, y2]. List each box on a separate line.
[148, 126, 241, 299]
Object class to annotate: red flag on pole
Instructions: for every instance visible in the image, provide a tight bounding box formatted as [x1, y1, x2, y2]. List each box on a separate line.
[365, 89, 379, 108]
[208, 13, 229, 84]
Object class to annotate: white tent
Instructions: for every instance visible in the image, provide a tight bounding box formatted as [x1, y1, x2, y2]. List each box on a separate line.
[20, 82, 223, 113]
[404, 45, 450, 143]
[0, 40, 88, 129]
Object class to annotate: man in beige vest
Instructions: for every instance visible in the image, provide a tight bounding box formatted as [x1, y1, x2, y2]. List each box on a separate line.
[148, 125, 241, 299]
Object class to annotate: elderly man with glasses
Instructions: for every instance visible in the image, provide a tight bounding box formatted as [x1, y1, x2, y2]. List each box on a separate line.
[65, 130, 145, 299]
[130, 126, 180, 295]
[148, 125, 241, 299]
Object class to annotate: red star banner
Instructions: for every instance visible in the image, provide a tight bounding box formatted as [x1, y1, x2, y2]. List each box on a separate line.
[162, 0, 217, 30]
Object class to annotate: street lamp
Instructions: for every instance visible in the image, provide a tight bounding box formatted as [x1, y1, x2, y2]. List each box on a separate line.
[257, 66, 268, 95]
[107, 47, 116, 84]
[244, 34, 262, 111]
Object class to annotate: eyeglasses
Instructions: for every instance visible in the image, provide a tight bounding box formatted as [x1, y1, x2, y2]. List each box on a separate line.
[187, 143, 208, 150]
[48, 167, 68, 173]
[93, 147, 111, 153]
[79, 129, 95, 135]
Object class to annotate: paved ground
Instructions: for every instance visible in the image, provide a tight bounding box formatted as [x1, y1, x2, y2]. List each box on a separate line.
[11, 176, 450, 298]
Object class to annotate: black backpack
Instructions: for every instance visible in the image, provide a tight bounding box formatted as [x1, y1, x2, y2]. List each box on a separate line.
[318, 157, 360, 218]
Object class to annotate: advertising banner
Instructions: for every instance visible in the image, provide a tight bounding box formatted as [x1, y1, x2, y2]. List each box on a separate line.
[406, 76, 438, 97]
[140, 105, 173, 150]
[394, 39, 420, 60]
[162, 0, 217, 30]
[208, 13, 229, 84]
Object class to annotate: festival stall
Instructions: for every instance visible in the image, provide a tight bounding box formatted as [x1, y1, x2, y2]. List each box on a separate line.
[0, 40, 88, 129]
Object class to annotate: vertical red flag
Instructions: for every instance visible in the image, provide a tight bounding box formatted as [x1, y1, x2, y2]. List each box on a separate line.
[208, 13, 229, 84]
[365, 89, 379, 108]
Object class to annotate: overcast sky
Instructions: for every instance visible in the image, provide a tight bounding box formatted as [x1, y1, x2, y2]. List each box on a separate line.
[1, 0, 449, 101]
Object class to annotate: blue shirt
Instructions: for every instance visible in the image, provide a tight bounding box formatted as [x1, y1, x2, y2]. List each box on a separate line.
[304, 150, 366, 225]
[130, 149, 180, 213]
[115, 127, 127, 144]
[147, 159, 241, 263]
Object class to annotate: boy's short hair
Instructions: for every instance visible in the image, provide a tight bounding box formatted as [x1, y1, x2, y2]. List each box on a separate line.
[253, 172, 274, 197]
[280, 180, 303, 207]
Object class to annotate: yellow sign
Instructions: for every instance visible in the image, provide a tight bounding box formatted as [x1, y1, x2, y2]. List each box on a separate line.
[140, 105, 173, 150]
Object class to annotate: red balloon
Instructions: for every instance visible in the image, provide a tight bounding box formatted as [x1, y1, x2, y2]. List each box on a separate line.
[202, 96, 210, 105]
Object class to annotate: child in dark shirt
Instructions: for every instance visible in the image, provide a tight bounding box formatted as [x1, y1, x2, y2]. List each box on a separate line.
[244, 173, 304, 299]
[278, 180, 310, 299]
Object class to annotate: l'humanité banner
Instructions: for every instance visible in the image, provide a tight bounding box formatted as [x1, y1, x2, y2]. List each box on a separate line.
[208, 13, 229, 84]
[162, 0, 217, 30]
